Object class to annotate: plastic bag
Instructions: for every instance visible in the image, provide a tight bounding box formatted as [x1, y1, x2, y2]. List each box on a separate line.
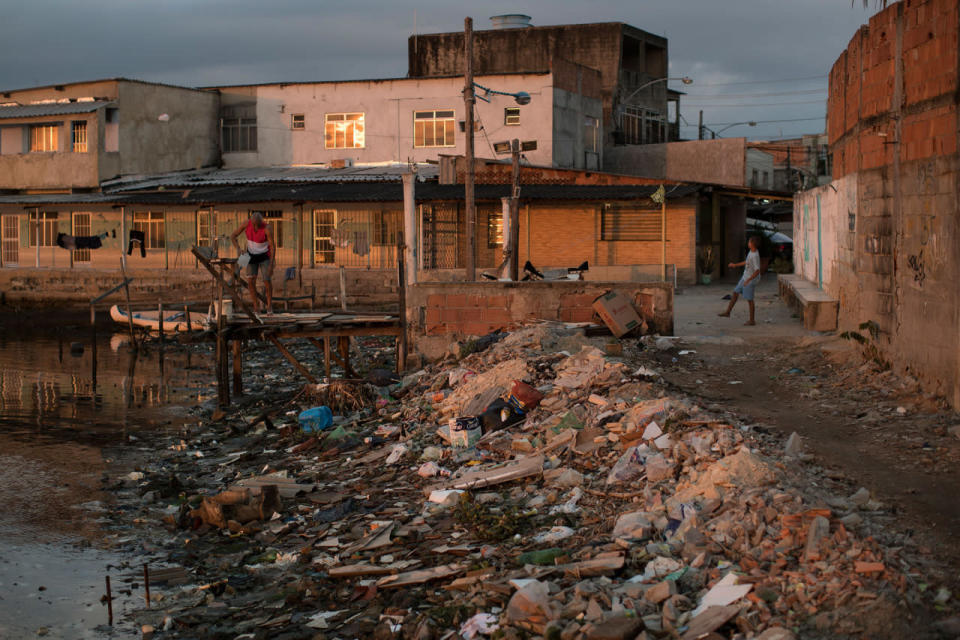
[606, 444, 651, 485]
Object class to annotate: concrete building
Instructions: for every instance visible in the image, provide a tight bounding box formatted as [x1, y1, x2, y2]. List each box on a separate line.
[792, 0, 960, 406]
[745, 148, 775, 190]
[213, 60, 602, 170]
[750, 134, 832, 192]
[0, 78, 219, 192]
[408, 17, 680, 151]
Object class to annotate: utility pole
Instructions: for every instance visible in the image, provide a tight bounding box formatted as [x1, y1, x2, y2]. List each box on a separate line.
[786, 147, 792, 192]
[698, 110, 703, 140]
[463, 17, 476, 281]
[509, 138, 521, 281]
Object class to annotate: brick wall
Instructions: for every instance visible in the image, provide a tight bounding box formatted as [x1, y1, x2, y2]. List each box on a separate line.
[805, 0, 960, 407]
[407, 280, 673, 361]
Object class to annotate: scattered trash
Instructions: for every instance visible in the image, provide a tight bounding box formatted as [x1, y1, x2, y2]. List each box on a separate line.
[297, 406, 333, 432]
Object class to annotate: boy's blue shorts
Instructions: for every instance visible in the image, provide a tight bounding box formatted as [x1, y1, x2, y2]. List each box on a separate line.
[734, 278, 756, 301]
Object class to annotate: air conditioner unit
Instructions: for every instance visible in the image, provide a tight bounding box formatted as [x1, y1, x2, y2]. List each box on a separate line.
[330, 158, 354, 169]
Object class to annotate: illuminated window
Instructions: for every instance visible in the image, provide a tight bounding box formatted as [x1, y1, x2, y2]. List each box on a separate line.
[325, 113, 364, 149]
[487, 210, 503, 248]
[30, 125, 58, 152]
[414, 110, 455, 147]
[504, 107, 521, 126]
[132, 211, 165, 249]
[291, 114, 305, 130]
[71, 121, 87, 152]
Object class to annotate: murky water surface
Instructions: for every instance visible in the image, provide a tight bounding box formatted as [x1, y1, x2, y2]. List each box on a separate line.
[0, 311, 211, 638]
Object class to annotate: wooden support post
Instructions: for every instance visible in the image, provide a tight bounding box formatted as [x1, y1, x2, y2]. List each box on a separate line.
[158, 302, 164, 346]
[216, 275, 229, 406]
[120, 260, 137, 349]
[105, 575, 113, 626]
[464, 16, 476, 281]
[338, 336, 357, 378]
[143, 564, 151, 608]
[90, 304, 97, 391]
[397, 241, 407, 373]
[267, 334, 317, 383]
[339, 265, 347, 311]
[184, 305, 191, 334]
[232, 339, 243, 396]
[324, 336, 332, 379]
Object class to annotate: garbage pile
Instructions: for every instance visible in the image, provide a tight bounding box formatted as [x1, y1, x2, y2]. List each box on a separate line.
[119, 323, 935, 639]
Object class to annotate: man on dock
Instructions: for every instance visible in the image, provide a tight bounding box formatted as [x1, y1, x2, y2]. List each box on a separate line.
[232, 212, 275, 314]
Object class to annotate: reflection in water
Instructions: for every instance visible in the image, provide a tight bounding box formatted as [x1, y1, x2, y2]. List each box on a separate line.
[0, 311, 212, 636]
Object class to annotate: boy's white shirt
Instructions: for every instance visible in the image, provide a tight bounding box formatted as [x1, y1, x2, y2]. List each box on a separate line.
[743, 250, 761, 282]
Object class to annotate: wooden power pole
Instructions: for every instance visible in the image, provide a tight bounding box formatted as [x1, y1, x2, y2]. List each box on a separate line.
[463, 17, 476, 281]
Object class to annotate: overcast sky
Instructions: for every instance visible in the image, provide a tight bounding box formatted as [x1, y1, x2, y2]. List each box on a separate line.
[1, 0, 878, 141]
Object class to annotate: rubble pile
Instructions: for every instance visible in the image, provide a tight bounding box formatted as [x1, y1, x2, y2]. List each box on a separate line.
[116, 323, 937, 639]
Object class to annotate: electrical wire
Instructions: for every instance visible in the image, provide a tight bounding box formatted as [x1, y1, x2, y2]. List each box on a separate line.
[690, 74, 827, 87]
[681, 99, 826, 107]
[683, 88, 826, 98]
[690, 116, 825, 126]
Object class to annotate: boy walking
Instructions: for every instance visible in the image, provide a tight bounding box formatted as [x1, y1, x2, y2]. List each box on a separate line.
[719, 236, 762, 325]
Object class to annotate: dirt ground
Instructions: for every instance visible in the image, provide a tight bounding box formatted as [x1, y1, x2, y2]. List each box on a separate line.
[660, 277, 960, 590]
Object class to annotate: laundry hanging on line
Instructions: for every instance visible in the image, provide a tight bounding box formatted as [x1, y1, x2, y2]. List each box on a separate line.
[56, 232, 105, 251]
[127, 230, 146, 257]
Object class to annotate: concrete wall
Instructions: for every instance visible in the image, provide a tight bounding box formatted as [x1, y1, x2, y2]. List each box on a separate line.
[800, 0, 960, 407]
[116, 81, 219, 178]
[603, 138, 747, 187]
[217, 73, 571, 168]
[408, 22, 668, 145]
[745, 148, 774, 189]
[406, 280, 673, 361]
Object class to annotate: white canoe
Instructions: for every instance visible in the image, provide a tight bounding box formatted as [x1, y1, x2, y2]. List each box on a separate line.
[109, 304, 208, 333]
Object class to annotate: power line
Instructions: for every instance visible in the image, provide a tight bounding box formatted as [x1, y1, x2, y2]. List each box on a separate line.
[679, 116, 825, 127]
[681, 99, 826, 107]
[690, 74, 827, 87]
[683, 88, 826, 98]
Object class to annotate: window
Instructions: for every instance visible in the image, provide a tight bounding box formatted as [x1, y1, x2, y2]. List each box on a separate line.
[71, 121, 87, 153]
[132, 211, 165, 249]
[252, 210, 285, 249]
[487, 210, 503, 248]
[29, 211, 58, 247]
[375, 210, 403, 246]
[504, 107, 521, 126]
[622, 107, 664, 145]
[752, 169, 759, 186]
[313, 210, 336, 264]
[762, 171, 769, 188]
[72, 212, 91, 263]
[221, 117, 257, 152]
[325, 113, 364, 149]
[197, 210, 212, 247]
[600, 204, 661, 241]
[584, 116, 600, 153]
[105, 108, 119, 152]
[291, 114, 305, 130]
[30, 125, 58, 152]
[414, 110, 455, 147]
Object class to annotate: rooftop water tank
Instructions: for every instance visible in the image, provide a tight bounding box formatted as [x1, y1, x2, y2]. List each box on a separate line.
[490, 14, 532, 29]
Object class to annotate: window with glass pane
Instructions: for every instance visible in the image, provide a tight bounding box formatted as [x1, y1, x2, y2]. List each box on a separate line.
[221, 117, 257, 152]
[584, 116, 599, 153]
[30, 125, 58, 152]
[291, 114, 305, 130]
[133, 211, 165, 248]
[29, 211, 58, 247]
[72, 121, 87, 152]
[375, 210, 402, 246]
[413, 110, 455, 148]
[504, 107, 521, 125]
[197, 211, 212, 247]
[325, 113, 365, 149]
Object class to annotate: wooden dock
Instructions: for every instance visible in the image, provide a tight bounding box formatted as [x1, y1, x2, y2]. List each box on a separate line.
[191, 246, 407, 406]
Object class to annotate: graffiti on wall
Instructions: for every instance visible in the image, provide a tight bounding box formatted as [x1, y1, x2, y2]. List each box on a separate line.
[907, 249, 926, 286]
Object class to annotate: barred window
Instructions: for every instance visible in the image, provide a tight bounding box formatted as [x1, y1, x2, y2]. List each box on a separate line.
[133, 211, 165, 249]
[600, 204, 662, 241]
[375, 210, 403, 246]
[30, 125, 58, 152]
[414, 110, 455, 147]
[72, 121, 87, 153]
[29, 211, 59, 247]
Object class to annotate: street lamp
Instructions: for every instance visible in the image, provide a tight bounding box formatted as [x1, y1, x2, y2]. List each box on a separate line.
[617, 76, 692, 126]
[711, 121, 757, 137]
[473, 83, 531, 105]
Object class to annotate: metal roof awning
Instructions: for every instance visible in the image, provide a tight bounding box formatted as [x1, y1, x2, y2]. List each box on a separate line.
[0, 100, 113, 120]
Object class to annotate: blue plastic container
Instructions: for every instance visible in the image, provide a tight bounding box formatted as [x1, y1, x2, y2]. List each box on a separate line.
[298, 406, 334, 433]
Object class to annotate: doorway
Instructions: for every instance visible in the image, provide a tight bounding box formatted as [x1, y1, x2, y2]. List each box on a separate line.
[72, 212, 91, 264]
[1, 215, 19, 266]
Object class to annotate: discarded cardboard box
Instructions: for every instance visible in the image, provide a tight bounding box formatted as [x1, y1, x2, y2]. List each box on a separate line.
[592, 291, 643, 338]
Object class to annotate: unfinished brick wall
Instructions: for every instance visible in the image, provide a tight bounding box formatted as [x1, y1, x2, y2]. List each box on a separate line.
[407, 281, 673, 361]
[809, 0, 960, 406]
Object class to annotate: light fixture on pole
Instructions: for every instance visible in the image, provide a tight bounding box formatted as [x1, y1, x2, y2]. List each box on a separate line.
[711, 121, 757, 138]
[493, 139, 536, 280]
[617, 76, 692, 125]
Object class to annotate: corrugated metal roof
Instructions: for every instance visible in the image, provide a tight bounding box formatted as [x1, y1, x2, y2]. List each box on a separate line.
[104, 164, 440, 191]
[0, 101, 112, 120]
[0, 182, 699, 206]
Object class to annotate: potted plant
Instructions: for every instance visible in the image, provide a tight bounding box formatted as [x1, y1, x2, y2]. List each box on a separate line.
[697, 246, 716, 284]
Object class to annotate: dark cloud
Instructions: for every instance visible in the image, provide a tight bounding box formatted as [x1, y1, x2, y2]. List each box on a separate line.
[0, 0, 876, 140]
